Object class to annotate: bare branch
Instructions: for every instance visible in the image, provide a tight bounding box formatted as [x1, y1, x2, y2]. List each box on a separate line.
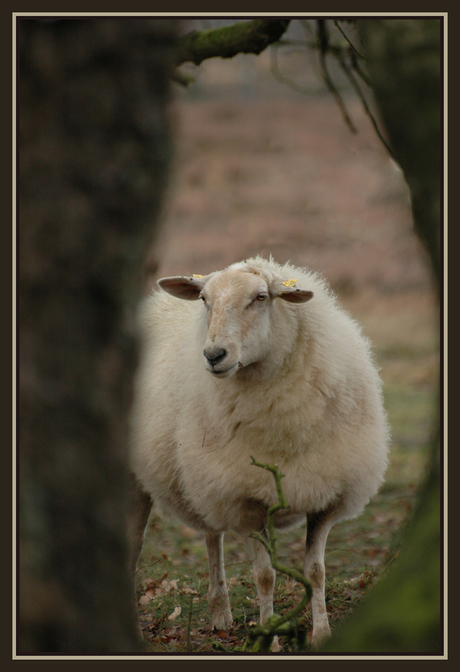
[333, 20, 365, 60]
[317, 20, 358, 134]
[174, 17, 398, 164]
[335, 49, 397, 161]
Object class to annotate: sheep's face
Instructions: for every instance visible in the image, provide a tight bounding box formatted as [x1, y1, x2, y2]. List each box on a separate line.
[158, 265, 313, 379]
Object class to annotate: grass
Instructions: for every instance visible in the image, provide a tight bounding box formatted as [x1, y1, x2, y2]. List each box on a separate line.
[135, 368, 437, 654]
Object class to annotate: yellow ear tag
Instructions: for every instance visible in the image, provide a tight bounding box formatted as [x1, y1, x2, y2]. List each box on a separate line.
[282, 279, 297, 287]
[192, 274, 205, 279]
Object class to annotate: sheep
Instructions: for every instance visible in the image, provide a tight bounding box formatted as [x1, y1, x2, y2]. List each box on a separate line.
[128, 256, 390, 649]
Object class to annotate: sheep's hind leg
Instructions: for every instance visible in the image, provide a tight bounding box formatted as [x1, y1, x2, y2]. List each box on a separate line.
[304, 505, 343, 649]
[205, 532, 233, 630]
[126, 474, 153, 641]
[246, 534, 279, 652]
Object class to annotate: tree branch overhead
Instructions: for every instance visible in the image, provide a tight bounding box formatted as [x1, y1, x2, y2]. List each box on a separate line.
[177, 19, 291, 66]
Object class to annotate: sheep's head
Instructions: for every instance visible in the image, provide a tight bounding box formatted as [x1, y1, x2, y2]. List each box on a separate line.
[158, 264, 313, 378]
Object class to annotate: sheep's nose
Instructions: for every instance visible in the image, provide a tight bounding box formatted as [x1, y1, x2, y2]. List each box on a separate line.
[204, 347, 227, 367]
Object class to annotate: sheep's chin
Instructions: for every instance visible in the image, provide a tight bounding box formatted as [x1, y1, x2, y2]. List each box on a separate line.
[207, 362, 240, 378]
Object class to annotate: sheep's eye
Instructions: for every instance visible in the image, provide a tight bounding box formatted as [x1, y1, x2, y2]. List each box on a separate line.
[247, 292, 268, 309]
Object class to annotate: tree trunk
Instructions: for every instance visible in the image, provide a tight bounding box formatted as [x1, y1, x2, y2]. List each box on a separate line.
[360, 18, 441, 286]
[322, 18, 442, 653]
[18, 18, 177, 653]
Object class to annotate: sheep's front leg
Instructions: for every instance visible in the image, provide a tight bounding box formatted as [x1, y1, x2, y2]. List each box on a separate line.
[304, 509, 339, 649]
[205, 532, 233, 630]
[247, 534, 279, 652]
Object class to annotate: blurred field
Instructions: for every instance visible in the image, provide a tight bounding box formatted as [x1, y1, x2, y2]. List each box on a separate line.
[136, 30, 439, 653]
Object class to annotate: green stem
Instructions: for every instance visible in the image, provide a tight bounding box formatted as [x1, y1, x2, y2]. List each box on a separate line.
[243, 457, 313, 652]
[186, 593, 193, 652]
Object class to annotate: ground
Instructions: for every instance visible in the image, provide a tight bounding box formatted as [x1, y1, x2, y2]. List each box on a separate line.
[135, 41, 439, 655]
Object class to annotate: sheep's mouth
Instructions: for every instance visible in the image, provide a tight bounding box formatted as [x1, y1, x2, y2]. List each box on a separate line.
[208, 363, 238, 377]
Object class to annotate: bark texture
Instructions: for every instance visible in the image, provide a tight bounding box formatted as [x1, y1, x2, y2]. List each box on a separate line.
[18, 18, 176, 653]
[322, 19, 442, 653]
[360, 19, 442, 284]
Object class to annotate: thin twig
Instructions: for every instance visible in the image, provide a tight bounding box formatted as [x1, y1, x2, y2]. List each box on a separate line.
[336, 50, 397, 160]
[349, 49, 372, 88]
[333, 20, 365, 60]
[317, 20, 357, 134]
[135, 558, 161, 577]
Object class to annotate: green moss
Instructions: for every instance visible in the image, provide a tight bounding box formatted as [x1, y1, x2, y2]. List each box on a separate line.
[178, 20, 290, 66]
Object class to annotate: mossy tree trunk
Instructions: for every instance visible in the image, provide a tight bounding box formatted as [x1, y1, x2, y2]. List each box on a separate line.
[18, 18, 177, 653]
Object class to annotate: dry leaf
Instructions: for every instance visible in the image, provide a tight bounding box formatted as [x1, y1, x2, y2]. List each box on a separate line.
[139, 595, 151, 605]
[168, 606, 182, 621]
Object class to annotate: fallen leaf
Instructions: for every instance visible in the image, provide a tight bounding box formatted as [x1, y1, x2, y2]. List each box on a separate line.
[157, 578, 178, 595]
[181, 585, 198, 595]
[168, 606, 182, 621]
[139, 595, 152, 605]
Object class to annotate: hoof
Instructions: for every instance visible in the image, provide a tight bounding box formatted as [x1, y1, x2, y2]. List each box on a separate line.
[271, 635, 279, 652]
[309, 625, 331, 649]
[209, 591, 233, 630]
[211, 610, 233, 631]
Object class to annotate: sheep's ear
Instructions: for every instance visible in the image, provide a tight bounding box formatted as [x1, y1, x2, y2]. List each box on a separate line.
[272, 280, 314, 304]
[157, 274, 209, 300]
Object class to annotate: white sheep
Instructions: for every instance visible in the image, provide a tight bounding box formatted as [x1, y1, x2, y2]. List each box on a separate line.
[128, 256, 390, 649]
